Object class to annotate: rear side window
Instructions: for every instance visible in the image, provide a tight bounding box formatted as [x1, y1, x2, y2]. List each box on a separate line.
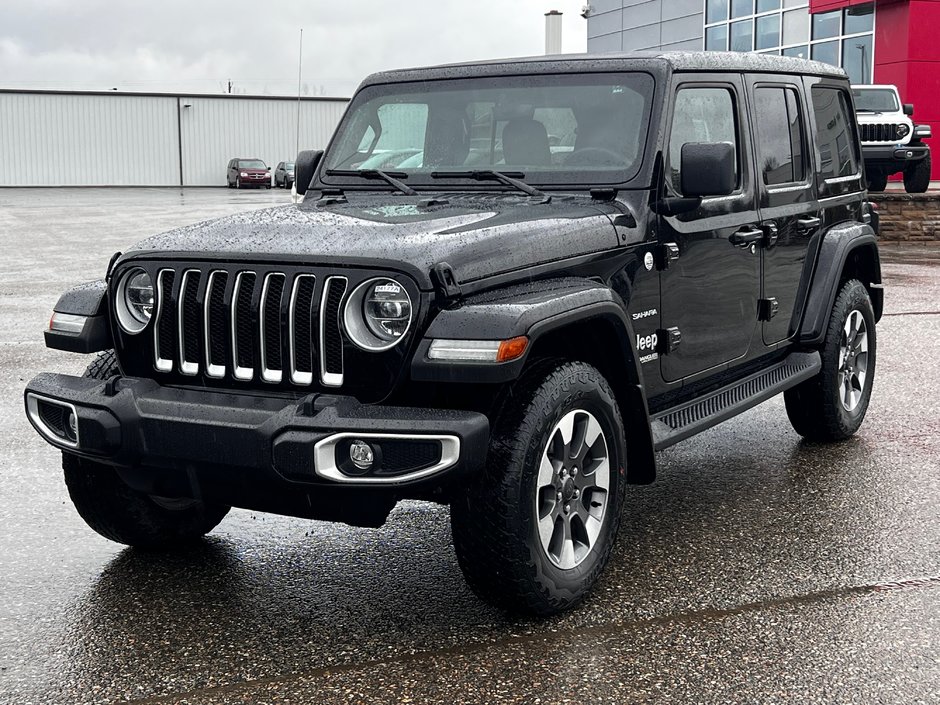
[669, 87, 739, 195]
[754, 86, 806, 185]
[811, 86, 859, 180]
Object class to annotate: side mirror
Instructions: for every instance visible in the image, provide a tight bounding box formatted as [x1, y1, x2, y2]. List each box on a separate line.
[294, 149, 324, 196]
[903, 103, 915, 116]
[680, 142, 736, 198]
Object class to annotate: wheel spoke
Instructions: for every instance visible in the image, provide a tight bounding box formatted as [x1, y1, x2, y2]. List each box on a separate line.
[556, 411, 575, 448]
[539, 511, 558, 548]
[584, 456, 610, 491]
[537, 454, 557, 488]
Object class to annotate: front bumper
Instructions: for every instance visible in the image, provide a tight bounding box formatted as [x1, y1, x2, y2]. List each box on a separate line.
[862, 143, 929, 170]
[24, 373, 489, 492]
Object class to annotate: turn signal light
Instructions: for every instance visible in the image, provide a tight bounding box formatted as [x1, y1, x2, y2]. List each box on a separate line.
[496, 336, 529, 362]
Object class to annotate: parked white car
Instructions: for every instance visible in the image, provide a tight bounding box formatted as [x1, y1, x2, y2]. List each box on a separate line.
[852, 84, 932, 193]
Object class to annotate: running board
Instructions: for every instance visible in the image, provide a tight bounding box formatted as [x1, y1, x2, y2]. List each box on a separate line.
[651, 351, 821, 451]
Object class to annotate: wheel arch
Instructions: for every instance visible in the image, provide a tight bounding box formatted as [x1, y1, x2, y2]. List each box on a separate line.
[799, 222, 883, 347]
[412, 278, 657, 484]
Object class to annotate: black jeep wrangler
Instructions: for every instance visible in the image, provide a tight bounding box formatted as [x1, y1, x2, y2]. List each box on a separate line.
[25, 52, 882, 616]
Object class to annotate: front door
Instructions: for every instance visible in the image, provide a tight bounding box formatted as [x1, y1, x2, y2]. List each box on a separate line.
[658, 76, 761, 383]
[746, 76, 820, 345]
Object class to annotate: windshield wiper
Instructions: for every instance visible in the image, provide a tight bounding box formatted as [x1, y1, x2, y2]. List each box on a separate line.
[430, 170, 550, 203]
[325, 169, 417, 196]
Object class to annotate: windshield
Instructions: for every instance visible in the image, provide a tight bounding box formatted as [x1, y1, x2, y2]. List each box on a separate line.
[322, 72, 655, 186]
[238, 159, 267, 169]
[285, 162, 294, 170]
[852, 88, 899, 113]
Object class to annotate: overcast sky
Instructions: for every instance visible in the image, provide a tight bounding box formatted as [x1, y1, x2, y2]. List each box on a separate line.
[0, 1, 589, 97]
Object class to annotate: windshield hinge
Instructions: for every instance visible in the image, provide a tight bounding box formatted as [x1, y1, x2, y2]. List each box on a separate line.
[431, 262, 462, 302]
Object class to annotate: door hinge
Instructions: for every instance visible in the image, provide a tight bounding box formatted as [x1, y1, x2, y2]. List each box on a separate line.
[761, 222, 779, 248]
[758, 297, 779, 321]
[656, 327, 682, 354]
[657, 242, 680, 270]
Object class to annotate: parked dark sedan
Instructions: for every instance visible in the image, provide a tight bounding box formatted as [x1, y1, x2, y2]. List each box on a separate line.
[226, 158, 271, 189]
[274, 161, 295, 188]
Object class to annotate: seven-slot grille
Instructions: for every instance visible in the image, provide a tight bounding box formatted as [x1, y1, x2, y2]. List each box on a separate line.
[151, 267, 349, 387]
[859, 123, 903, 143]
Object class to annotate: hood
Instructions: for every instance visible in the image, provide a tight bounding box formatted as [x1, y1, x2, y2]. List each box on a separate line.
[238, 168, 269, 174]
[125, 192, 632, 289]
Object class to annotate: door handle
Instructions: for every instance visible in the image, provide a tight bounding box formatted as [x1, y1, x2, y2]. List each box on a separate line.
[729, 226, 764, 248]
[797, 216, 822, 231]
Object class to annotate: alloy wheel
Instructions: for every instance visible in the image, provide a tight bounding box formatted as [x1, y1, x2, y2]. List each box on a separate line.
[534, 409, 610, 570]
[838, 309, 869, 412]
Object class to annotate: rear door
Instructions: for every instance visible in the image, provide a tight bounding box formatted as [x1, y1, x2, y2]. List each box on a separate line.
[658, 75, 761, 383]
[745, 76, 820, 345]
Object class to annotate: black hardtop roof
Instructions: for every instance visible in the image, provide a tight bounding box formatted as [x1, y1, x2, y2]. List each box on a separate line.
[361, 51, 846, 87]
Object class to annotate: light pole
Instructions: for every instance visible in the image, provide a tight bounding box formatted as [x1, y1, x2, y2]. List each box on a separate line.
[296, 28, 303, 159]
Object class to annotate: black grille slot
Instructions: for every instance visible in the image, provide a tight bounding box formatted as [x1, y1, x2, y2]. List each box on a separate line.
[207, 272, 229, 369]
[375, 440, 442, 476]
[262, 273, 286, 376]
[234, 273, 257, 372]
[180, 270, 202, 369]
[322, 277, 347, 378]
[292, 275, 316, 376]
[157, 270, 177, 363]
[38, 401, 67, 437]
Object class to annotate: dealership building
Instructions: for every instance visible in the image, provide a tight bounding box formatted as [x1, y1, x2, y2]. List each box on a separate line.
[587, 0, 940, 178]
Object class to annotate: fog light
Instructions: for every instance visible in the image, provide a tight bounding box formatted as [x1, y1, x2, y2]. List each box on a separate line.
[67, 412, 78, 437]
[349, 440, 374, 470]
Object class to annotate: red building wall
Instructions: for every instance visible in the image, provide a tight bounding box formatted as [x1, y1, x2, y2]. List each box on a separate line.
[812, 0, 939, 180]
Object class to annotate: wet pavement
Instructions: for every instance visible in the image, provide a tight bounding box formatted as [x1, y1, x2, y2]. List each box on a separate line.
[1, 189, 938, 704]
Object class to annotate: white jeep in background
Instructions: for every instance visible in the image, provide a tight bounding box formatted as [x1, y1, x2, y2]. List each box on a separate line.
[853, 84, 932, 193]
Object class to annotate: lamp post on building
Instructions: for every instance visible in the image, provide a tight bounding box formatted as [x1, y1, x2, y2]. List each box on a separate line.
[856, 43, 870, 84]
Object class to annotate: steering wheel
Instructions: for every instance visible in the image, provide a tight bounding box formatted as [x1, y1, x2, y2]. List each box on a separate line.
[564, 147, 624, 166]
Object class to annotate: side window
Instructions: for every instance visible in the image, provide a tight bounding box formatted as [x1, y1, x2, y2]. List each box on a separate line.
[753, 86, 806, 185]
[669, 87, 739, 195]
[811, 86, 859, 180]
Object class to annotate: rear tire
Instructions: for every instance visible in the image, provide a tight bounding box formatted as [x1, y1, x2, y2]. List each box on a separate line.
[866, 170, 888, 192]
[903, 153, 931, 193]
[61, 350, 230, 549]
[451, 360, 627, 616]
[785, 279, 876, 441]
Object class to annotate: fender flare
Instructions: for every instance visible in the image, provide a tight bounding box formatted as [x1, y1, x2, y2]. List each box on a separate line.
[799, 222, 883, 347]
[44, 280, 113, 354]
[411, 277, 657, 484]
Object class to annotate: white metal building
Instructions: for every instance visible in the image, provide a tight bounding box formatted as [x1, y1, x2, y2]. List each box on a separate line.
[0, 90, 349, 187]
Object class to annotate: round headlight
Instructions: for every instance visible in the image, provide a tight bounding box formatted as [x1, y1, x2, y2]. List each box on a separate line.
[116, 268, 153, 334]
[343, 278, 413, 351]
[897, 123, 911, 139]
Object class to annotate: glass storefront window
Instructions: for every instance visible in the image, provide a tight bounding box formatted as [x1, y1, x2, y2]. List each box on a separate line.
[731, 0, 753, 19]
[812, 10, 840, 40]
[706, 0, 730, 24]
[702, 0, 871, 82]
[731, 19, 753, 51]
[783, 45, 808, 59]
[756, 14, 780, 50]
[844, 5, 874, 35]
[843, 34, 873, 84]
[706, 24, 729, 51]
[812, 40, 839, 66]
[782, 8, 808, 45]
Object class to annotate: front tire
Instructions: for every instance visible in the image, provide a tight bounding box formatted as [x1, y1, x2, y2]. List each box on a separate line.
[62, 351, 230, 548]
[451, 360, 627, 616]
[866, 170, 888, 192]
[785, 279, 876, 441]
[903, 153, 931, 193]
